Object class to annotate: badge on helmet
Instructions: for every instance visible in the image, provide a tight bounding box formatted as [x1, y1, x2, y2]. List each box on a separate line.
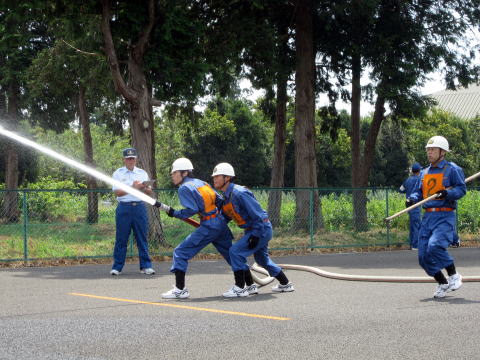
[212, 163, 235, 177]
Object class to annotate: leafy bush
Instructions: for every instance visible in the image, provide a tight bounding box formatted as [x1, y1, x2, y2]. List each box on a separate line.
[23, 177, 86, 222]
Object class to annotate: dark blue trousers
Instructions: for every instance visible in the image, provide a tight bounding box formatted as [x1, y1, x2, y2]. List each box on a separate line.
[229, 224, 282, 277]
[408, 208, 421, 248]
[418, 211, 455, 276]
[112, 202, 152, 271]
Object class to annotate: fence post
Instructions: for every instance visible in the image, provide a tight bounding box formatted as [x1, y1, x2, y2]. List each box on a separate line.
[455, 209, 459, 239]
[385, 188, 390, 247]
[22, 191, 28, 260]
[309, 189, 314, 248]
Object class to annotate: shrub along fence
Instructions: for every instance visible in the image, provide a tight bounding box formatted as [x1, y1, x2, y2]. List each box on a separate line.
[0, 187, 478, 261]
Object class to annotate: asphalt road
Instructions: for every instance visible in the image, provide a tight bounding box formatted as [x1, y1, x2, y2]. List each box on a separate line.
[2, 248, 480, 360]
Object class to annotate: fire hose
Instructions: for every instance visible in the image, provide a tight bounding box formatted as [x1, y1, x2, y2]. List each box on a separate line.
[250, 262, 480, 285]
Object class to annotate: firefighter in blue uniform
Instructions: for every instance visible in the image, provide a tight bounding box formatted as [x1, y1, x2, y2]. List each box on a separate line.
[400, 162, 422, 249]
[160, 158, 233, 299]
[211, 162, 294, 297]
[408, 136, 465, 298]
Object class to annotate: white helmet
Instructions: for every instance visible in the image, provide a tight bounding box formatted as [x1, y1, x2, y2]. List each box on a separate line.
[211, 162, 235, 177]
[425, 136, 449, 152]
[171, 158, 193, 174]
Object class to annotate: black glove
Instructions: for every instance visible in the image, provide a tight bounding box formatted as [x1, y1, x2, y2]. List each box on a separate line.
[405, 199, 414, 208]
[435, 189, 448, 200]
[248, 235, 260, 249]
[167, 206, 175, 217]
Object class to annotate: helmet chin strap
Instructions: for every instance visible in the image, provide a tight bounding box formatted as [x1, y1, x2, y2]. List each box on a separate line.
[221, 176, 230, 191]
[431, 152, 445, 167]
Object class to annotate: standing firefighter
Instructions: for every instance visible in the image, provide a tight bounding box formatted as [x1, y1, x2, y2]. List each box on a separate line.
[407, 136, 465, 298]
[212, 162, 294, 297]
[400, 162, 422, 249]
[159, 158, 233, 299]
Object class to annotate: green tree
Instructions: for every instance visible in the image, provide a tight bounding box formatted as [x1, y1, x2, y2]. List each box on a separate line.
[294, 0, 322, 230]
[316, 0, 480, 230]
[404, 109, 476, 177]
[370, 118, 409, 187]
[233, 0, 295, 226]
[467, 117, 480, 185]
[316, 109, 352, 187]
[0, 1, 50, 222]
[184, 98, 271, 187]
[26, 10, 119, 223]
[98, 0, 218, 179]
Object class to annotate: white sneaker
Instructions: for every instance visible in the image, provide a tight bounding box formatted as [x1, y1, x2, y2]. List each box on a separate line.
[223, 285, 249, 298]
[140, 268, 155, 275]
[245, 284, 258, 295]
[162, 286, 190, 299]
[433, 283, 450, 298]
[448, 273, 462, 292]
[110, 269, 121, 276]
[272, 282, 294, 292]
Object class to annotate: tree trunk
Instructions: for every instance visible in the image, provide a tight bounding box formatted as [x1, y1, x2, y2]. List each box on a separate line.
[294, 0, 323, 232]
[0, 85, 5, 114]
[2, 83, 20, 223]
[127, 48, 167, 247]
[267, 37, 289, 228]
[350, 53, 368, 231]
[101, 0, 166, 246]
[77, 86, 98, 224]
[100, 0, 157, 178]
[363, 94, 386, 184]
[127, 57, 156, 176]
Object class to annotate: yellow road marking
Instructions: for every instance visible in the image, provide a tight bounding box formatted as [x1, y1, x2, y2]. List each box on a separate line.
[68, 292, 291, 321]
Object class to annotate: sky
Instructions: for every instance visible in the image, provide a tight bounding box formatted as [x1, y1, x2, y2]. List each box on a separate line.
[240, 71, 448, 116]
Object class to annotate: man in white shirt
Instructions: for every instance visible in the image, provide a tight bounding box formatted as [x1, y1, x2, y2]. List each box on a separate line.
[110, 148, 155, 276]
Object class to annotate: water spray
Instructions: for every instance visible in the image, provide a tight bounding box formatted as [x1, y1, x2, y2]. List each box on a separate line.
[0, 125, 201, 227]
[0, 125, 157, 204]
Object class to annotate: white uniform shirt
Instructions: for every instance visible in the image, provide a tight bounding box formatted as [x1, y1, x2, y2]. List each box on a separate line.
[112, 166, 149, 202]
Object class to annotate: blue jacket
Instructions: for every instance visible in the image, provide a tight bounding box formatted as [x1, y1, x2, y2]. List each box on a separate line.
[399, 174, 421, 198]
[409, 160, 466, 209]
[172, 177, 222, 219]
[221, 183, 269, 238]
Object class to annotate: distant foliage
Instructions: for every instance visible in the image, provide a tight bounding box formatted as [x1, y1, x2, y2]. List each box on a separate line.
[22, 177, 86, 222]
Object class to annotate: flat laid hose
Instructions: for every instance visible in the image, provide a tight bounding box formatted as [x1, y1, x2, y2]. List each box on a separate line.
[250, 262, 480, 285]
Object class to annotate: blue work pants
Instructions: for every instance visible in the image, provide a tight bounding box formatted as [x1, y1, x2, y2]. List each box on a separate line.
[171, 216, 233, 273]
[408, 208, 421, 248]
[418, 211, 456, 276]
[229, 223, 282, 277]
[112, 202, 151, 271]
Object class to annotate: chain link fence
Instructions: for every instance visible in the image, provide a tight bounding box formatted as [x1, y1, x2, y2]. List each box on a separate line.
[1, 187, 479, 261]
